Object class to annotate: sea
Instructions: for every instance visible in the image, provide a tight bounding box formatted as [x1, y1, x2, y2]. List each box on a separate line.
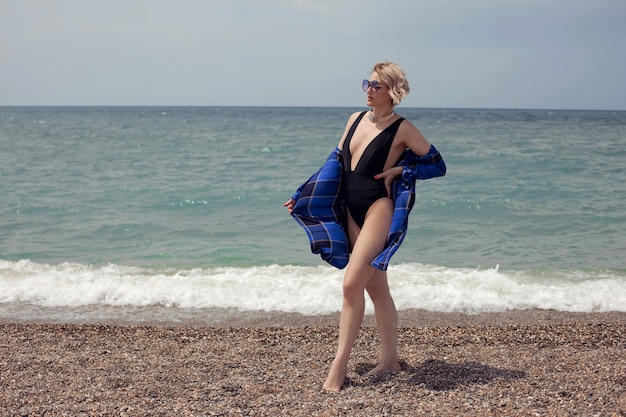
[1, 106, 625, 325]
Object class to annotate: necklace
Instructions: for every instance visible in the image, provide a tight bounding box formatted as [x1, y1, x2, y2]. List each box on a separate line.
[368, 110, 395, 123]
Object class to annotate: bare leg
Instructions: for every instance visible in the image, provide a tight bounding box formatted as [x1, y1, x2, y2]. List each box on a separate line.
[322, 268, 368, 392]
[366, 269, 401, 375]
[323, 200, 393, 392]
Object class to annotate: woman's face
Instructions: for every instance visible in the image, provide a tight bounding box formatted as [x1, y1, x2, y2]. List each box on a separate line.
[364, 71, 391, 108]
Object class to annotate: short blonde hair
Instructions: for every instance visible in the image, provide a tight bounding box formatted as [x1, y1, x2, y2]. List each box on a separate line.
[373, 61, 410, 106]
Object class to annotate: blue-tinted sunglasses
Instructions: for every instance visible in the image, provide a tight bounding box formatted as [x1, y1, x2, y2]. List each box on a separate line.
[362, 79, 384, 92]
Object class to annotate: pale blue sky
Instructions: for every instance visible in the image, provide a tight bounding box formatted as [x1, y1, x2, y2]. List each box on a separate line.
[1, 0, 625, 109]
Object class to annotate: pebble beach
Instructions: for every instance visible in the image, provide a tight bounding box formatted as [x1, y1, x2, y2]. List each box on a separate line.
[2, 310, 625, 416]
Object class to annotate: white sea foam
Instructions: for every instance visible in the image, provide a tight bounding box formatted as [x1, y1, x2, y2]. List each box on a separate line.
[1, 260, 625, 315]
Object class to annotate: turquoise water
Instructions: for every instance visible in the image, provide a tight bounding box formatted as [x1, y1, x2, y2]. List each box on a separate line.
[1, 106, 625, 319]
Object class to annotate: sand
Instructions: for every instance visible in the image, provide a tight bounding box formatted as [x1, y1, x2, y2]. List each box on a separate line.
[1, 310, 625, 416]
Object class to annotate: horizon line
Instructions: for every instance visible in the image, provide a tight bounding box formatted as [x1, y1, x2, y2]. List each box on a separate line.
[1, 104, 624, 112]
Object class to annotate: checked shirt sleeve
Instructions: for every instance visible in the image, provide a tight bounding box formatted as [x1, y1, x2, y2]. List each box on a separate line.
[371, 144, 446, 270]
[290, 148, 350, 269]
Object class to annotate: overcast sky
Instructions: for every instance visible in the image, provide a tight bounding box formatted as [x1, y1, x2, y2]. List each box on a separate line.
[1, 0, 625, 109]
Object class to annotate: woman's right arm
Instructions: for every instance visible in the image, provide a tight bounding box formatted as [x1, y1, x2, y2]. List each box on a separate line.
[337, 112, 362, 149]
[285, 113, 359, 214]
[283, 198, 295, 213]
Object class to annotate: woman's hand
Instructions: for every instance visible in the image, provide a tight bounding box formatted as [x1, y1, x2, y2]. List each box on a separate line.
[283, 198, 296, 214]
[374, 166, 403, 198]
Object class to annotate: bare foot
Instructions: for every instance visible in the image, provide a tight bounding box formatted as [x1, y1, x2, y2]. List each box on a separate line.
[323, 362, 347, 392]
[365, 360, 401, 377]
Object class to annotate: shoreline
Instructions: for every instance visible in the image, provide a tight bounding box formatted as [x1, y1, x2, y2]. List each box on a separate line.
[1, 306, 625, 328]
[2, 310, 625, 415]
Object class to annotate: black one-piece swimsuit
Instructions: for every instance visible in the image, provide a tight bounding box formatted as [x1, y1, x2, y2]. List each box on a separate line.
[342, 111, 404, 228]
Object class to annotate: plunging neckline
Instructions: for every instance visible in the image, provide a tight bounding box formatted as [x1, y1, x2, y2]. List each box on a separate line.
[345, 113, 404, 173]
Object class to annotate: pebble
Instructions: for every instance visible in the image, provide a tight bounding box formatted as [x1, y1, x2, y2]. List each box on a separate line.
[1, 315, 625, 416]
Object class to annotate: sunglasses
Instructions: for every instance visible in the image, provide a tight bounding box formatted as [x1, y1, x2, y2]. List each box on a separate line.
[362, 79, 385, 93]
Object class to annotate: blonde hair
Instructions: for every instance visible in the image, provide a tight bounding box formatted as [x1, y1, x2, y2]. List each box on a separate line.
[373, 61, 410, 106]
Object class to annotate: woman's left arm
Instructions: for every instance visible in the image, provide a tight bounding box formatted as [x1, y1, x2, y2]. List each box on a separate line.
[397, 120, 431, 156]
[397, 119, 447, 183]
[375, 120, 433, 196]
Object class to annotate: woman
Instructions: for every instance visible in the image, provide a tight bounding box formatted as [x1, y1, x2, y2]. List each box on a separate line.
[284, 62, 446, 392]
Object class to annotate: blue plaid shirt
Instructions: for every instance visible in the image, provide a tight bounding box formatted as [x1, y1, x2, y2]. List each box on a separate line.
[290, 144, 446, 270]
